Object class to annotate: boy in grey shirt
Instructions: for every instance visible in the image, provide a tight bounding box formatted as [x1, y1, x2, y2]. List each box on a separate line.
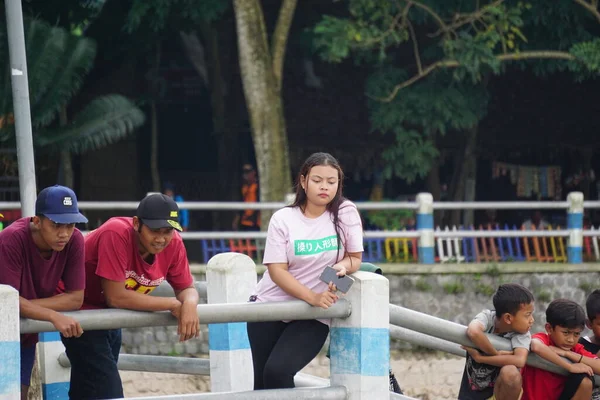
[458, 283, 535, 400]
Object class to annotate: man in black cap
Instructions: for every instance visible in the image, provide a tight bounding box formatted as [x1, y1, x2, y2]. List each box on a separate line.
[61, 193, 199, 400]
[0, 185, 88, 400]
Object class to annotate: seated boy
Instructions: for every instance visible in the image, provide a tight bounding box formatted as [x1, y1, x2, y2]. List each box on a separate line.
[580, 290, 600, 400]
[458, 283, 535, 400]
[521, 299, 597, 400]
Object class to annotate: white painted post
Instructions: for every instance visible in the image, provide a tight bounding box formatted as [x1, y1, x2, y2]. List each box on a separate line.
[206, 252, 257, 392]
[0, 284, 21, 400]
[330, 271, 390, 400]
[37, 333, 69, 399]
[416, 193, 435, 264]
[567, 192, 584, 264]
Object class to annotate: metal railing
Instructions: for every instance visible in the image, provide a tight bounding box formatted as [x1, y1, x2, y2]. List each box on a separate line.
[389, 304, 600, 386]
[4, 194, 597, 264]
[127, 387, 348, 400]
[20, 299, 351, 334]
[2, 198, 599, 211]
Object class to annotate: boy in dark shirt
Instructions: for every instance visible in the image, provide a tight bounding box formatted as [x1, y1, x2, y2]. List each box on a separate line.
[458, 283, 535, 400]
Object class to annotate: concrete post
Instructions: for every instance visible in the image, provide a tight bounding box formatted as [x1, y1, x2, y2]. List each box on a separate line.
[416, 193, 435, 264]
[206, 252, 257, 392]
[0, 284, 21, 400]
[37, 332, 69, 399]
[329, 271, 390, 399]
[567, 192, 584, 264]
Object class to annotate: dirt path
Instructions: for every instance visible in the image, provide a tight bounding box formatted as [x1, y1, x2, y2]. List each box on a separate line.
[120, 352, 465, 399]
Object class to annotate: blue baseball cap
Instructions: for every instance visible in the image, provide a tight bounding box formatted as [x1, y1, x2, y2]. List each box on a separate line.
[35, 185, 88, 224]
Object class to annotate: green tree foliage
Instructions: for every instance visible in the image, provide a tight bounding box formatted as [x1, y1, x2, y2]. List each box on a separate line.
[35, 95, 145, 153]
[312, 0, 600, 182]
[368, 69, 488, 180]
[0, 18, 144, 153]
[125, 0, 228, 33]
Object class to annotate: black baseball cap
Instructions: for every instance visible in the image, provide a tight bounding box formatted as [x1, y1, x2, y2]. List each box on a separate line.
[136, 193, 182, 232]
[35, 185, 88, 224]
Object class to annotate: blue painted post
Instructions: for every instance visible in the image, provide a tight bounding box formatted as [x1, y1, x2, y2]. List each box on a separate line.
[330, 271, 390, 399]
[416, 193, 435, 264]
[0, 284, 20, 400]
[206, 252, 256, 392]
[37, 332, 70, 399]
[567, 192, 584, 264]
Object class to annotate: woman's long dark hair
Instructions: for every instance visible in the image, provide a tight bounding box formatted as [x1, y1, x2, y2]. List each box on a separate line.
[290, 152, 348, 263]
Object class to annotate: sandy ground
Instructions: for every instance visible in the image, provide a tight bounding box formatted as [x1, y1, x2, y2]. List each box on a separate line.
[120, 351, 465, 400]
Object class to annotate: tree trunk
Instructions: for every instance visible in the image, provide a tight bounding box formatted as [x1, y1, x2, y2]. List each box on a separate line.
[444, 136, 466, 226]
[59, 107, 74, 188]
[150, 100, 160, 193]
[425, 158, 442, 227]
[447, 126, 478, 226]
[271, 0, 297, 90]
[233, 0, 294, 228]
[461, 125, 479, 227]
[582, 148, 593, 200]
[150, 43, 162, 193]
[197, 22, 241, 229]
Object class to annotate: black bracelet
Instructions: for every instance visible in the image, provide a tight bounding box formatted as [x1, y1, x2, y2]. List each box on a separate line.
[579, 354, 584, 363]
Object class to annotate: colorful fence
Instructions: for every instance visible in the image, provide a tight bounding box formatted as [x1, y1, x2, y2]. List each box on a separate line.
[200, 224, 600, 264]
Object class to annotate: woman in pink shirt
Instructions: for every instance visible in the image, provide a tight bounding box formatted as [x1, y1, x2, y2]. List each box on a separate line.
[247, 152, 364, 389]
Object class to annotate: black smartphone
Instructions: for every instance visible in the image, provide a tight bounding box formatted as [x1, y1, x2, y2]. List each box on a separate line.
[319, 266, 355, 293]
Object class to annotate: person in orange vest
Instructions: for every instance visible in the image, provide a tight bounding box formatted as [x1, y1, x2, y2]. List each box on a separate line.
[233, 164, 261, 231]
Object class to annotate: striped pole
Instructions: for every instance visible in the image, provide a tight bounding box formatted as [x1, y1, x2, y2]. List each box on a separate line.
[567, 192, 584, 264]
[416, 193, 435, 264]
[37, 332, 69, 399]
[0, 284, 20, 400]
[330, 271, 390, 399]
[206, 252, 256, 392]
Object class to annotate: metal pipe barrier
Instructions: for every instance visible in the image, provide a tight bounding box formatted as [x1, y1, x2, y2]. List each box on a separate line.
[164, 229, 588, 240]
[433, 201, 569, 210]
[174, 231, 421, 240]
[0, 201, 419, 211]
[6, 198, 600, 210]
[58, 353, 404, 397]
[151, 281, 207, 299]
[58, 353, 210, 375]
[20, 299, 351, 334]
[389, 394, 419, 400]
[419, 230, 569, 238]
[389, 304, 600, 385]
[2, 191, 598, 264]
[126, 386, 348, 400]
[390, 325, 465, 357]
[293, 373, 330, 388]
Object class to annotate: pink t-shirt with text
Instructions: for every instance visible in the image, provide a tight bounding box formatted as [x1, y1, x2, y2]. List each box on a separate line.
[253, 200, 364, 306]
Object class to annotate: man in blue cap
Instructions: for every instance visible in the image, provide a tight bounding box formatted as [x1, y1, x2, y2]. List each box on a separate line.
[0, 185, 88, 400]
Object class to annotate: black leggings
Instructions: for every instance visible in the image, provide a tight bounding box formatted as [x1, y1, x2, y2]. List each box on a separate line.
[247, 320, 329, 390]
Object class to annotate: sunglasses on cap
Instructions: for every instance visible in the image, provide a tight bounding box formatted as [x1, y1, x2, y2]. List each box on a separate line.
[242, 167, 254, 173]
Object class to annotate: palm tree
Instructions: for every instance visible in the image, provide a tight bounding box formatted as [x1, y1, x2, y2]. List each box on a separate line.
[0, 18, 145, 187]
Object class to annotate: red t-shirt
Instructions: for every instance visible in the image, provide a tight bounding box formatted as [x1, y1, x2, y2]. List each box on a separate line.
[82, 217, 193, 309]
[521, 332, 597, 400]
[0, 218, 85, 346]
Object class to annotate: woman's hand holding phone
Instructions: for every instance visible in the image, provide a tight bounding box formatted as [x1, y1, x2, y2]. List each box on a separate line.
[319, 266, 355, 293]
[331, 264, 347, 276]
